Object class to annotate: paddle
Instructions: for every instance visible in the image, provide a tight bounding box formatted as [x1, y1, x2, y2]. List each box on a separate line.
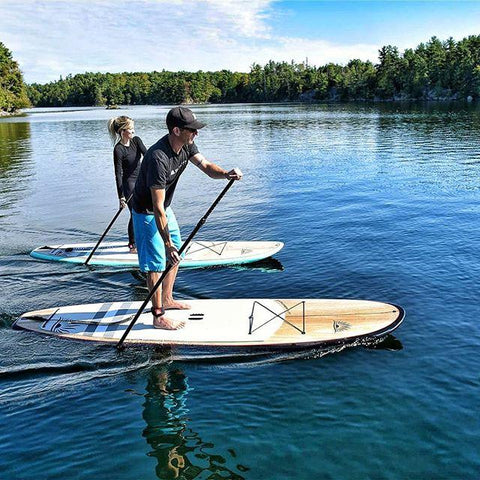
[84, 193, 133, 266]
[116, 179, 235, 350]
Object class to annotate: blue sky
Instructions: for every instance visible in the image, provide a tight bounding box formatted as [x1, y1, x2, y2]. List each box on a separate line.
[1, 0, 480, 84]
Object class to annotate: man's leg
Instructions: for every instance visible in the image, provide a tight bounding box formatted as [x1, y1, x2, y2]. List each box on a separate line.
[133, 210, 184, 330]
[162, 208, 190, 310]
[161, 263, 190, 310]
[147, 271, 184, 330]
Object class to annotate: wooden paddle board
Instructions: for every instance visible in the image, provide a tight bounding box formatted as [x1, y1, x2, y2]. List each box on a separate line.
[14, 299, 404, 351]
[30, 240, 284, 268]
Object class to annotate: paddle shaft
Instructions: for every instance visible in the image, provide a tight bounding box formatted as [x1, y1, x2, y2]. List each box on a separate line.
[116, 179, 235, 349]
[84, 193, 133, 265]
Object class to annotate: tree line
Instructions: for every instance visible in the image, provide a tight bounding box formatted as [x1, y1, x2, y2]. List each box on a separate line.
[2, 35, 480, 113]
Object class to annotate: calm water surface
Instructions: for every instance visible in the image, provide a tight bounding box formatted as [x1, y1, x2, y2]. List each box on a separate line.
[0, 103, 479, 479]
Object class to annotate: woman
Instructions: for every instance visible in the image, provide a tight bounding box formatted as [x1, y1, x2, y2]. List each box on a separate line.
[107, 116, 147, 252]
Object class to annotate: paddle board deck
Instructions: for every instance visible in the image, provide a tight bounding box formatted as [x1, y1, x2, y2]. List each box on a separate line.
[30, 240, 284, 268]
[14, 299, 404, 351]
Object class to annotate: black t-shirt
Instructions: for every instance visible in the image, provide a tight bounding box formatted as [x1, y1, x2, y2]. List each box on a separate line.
[113, 136, 147, 198]
[132, 134, 199, 214]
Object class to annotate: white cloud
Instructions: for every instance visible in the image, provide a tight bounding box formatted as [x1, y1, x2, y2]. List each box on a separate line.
[0, 0, 392, 83]
[201, 0, 273, 38]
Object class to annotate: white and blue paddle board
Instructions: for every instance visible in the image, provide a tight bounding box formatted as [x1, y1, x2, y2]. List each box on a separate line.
[30, 240, 284, 268]
[14, 299, 404, 351]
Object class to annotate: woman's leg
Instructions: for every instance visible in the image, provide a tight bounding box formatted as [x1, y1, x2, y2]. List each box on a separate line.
[128, 212, 135, 246]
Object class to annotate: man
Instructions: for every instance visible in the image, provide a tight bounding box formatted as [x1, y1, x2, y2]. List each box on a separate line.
[131, 106, 242, 330]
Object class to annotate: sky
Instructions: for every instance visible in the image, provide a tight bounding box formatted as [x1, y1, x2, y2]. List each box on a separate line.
[1, 0, 480, 84]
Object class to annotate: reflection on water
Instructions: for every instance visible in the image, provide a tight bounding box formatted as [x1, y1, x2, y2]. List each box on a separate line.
[229, 257, 284, 273]
[143, 365, 248, 479]
[0, 122, 32, 208]
[0, 122, 31, 173]
[0, 122, 33, 251]
[364, 334, 403, 351]
[127, 257, 284, 287]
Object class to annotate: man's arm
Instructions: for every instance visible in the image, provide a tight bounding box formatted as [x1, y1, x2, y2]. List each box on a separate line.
[151, 187, 180, 265]
[189, 153, 243, 180]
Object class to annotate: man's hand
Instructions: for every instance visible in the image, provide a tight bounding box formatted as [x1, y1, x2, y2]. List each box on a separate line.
[119, 197, 127, 209]
[166, 245, 181, 266]
[224, 167, 243, 180]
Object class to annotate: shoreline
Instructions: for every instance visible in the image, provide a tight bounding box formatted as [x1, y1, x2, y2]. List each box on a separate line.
[17, 97, 479, 111]
[0, 110, 27, 118]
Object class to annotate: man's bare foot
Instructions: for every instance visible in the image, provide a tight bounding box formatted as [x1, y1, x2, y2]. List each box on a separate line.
[153, 316, 185, 330]
[151, 307, 185, 330]
[163, 300, 191, 310]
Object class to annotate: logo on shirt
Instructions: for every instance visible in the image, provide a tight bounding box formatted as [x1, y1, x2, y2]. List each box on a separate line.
[170, 160, 188, 177]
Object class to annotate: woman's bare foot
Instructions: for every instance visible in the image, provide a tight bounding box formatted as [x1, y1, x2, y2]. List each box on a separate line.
[163, 300, 191, 310]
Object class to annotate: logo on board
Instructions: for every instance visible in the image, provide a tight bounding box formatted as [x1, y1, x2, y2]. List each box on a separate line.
[333, 320, 351, 333]
[42, 319, 79, 334]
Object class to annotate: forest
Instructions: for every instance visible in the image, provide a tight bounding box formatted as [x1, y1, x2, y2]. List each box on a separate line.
[1, 35, 480, 112]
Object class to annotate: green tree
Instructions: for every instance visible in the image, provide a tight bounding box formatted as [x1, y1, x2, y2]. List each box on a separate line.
[401, 48, 428, 98]
[376, 45, 403, 98]
[341, 59, 376, 99]
[0, 42, 30, 113]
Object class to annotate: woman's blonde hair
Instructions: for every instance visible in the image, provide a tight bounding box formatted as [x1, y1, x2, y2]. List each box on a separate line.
[107, 116, 134, 144]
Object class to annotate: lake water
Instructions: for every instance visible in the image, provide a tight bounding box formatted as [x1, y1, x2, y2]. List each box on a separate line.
[0, 103, 479, 479]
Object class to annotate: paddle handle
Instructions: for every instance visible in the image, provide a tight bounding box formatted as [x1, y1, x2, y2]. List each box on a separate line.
[84, 193, 133, 265]
[116, 180, 235, 349]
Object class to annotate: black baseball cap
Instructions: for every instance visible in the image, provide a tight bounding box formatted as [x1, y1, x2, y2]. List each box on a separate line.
[166, 107, 206, 130]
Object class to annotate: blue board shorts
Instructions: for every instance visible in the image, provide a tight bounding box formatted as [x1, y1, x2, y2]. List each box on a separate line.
[132, 207, 182, 272]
